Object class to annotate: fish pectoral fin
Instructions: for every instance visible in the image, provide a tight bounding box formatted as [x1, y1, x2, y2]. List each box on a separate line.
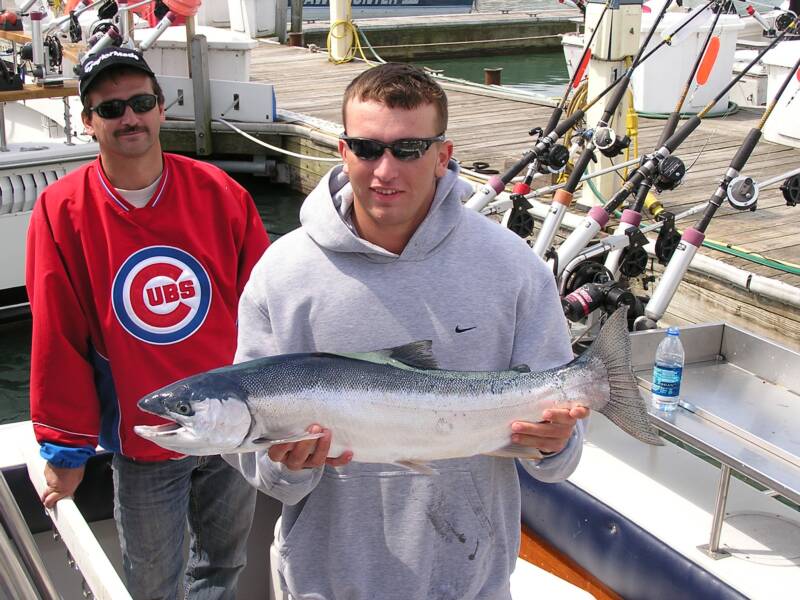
[484, 443, 543, 461]
[395, 460, 438, 475]
[250, 431, 326, 446]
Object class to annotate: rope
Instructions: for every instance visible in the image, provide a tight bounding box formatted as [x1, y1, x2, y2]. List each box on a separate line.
[214, 116, 341, 163]
[327, 19, 379, 65]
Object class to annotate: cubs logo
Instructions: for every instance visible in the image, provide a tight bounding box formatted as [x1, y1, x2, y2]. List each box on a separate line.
[112, 246, 211, 345]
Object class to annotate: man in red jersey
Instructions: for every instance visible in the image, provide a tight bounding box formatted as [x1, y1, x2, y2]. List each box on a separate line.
[26, 47, 269, 599]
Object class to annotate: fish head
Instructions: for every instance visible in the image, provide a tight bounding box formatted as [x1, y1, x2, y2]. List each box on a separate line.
[134, 373, 253, 455]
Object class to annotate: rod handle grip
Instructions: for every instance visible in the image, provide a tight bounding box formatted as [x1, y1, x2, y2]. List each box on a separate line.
[657, 112, 681, 148]
[731, 128, 761, 172]
[662, 115, 701, 152]
[544, 108, 563, 135]
[564, 148, 594, 193]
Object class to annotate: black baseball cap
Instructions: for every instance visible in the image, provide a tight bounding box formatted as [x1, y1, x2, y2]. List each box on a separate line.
[78, 47, 155, 104]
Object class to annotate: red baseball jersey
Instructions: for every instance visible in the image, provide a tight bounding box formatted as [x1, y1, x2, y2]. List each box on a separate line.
[27, 153, 270, 463]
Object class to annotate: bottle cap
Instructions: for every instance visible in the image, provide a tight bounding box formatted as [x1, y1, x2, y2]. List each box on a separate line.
[666, 327, 680, 336]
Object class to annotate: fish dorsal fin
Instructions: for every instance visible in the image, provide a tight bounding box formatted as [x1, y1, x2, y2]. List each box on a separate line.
[336, 341, 439, 371]
[511, 364, 531, 373]
[383, 341, 439, 370]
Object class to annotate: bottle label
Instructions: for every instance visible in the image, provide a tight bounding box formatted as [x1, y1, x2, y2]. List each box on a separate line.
[652, 364, 682, 398]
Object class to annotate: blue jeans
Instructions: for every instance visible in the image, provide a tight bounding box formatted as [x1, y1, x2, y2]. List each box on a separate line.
[112, 454, 256, 600]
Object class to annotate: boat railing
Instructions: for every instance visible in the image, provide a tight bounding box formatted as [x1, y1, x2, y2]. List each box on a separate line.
[0, 470, 60, 599]
[21, 441, 132, 600]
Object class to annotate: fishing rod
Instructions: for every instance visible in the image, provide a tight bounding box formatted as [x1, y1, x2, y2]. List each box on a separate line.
[603, 1, 729, 277]
[637, 48, 800, 330]
[558, 196, 714, 322]
[529, 0, 681, 258]
[482, 156, 644, 216]
[463, 0, 715, 213]
[503, 0, 614, 208]
[553, 17, 798, 278]
[530, 0, 722, 258]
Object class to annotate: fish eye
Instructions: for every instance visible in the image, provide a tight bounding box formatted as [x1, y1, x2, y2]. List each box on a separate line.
[176, 402, 192, 415]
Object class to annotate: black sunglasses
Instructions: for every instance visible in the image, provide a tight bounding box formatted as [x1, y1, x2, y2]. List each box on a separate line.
[341, 134, 446, 161]
[89, 93, 158, 119]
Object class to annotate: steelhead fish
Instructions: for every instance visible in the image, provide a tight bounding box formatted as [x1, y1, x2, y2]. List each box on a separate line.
[134, 308, 662, 465]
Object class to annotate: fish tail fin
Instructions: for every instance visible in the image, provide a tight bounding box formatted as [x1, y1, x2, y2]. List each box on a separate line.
[587, 308, 663, 446]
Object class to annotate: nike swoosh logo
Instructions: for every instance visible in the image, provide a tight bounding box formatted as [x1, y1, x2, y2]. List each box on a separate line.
[455, 325, 476, 333]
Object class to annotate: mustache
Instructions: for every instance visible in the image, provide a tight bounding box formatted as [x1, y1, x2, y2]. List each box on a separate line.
[115, 126, 148, 137]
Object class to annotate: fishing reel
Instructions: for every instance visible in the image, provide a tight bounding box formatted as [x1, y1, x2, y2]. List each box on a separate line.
[562, 281, 642, 323]
[537, 143, 570, 174]
[654, 211, 682, 264]
[19, 35, 63, 73]
[561, 258, 613, 297]
[67, 11, 82, 43]
[89, 18, 117, 39]
[529, 127, 570, 174]
[501, 194, 535, 239]
[652, 155, 685, 193]
[726, 176, 759, 210]
[782, 174, 799, 207]
[775, 12, 797, 33]
[95, 0, 119, 20]
[593, 126, 631, 159]
[618, 228, 650, 278]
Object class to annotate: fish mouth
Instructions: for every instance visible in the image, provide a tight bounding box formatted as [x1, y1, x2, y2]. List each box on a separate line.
[133, 422, 184, 438]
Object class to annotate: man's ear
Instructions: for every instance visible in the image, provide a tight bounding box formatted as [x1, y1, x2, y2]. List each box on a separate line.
[434, 139, 453, 178]
[81, 111, 94, 138]
[339, 138, 349, 175]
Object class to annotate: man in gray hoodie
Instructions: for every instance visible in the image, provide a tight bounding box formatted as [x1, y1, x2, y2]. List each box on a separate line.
[229, 63, 589, 599]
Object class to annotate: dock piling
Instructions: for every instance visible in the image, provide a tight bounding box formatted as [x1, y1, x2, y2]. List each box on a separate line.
[484, 68, 502, 86]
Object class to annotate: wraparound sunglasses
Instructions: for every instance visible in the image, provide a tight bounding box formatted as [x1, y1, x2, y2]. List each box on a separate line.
[89, 93, 159, 120]
[340, 134, 446, 161]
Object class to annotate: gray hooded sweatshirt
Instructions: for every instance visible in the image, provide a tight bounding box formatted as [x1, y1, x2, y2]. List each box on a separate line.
[228, 162, 583, 600]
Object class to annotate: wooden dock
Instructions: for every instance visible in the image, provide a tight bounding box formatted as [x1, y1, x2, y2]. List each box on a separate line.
[299, 9, 581, 59]
[245, 42, 800, 349]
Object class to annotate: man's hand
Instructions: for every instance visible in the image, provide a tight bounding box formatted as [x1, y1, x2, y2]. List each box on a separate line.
[42, 463, 85, 509]
[268, 425, 353, 471]
[511, 407, 590, 455]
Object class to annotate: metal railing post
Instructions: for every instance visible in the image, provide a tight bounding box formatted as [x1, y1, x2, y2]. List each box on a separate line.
[62, 98, 74, 146]
[698, 464, 732, 559]
[190, 35, 213, 156]
[0, 472, 61, 599]
[0, 103, 8, 152]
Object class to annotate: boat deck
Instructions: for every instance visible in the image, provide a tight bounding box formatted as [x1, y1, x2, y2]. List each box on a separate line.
[247, 42, 800, 348]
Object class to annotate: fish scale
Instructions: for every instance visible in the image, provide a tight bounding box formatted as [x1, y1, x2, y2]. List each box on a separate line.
[134, 308, 663, 464]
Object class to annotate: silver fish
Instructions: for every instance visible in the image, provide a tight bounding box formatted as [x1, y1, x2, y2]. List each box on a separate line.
[134, 308, 662, 465]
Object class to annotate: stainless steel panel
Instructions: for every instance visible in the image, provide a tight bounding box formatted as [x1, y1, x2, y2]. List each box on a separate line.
[630, 322, 724, 370]
[631, 321, 800, 505]
[721, 326, 800, 391]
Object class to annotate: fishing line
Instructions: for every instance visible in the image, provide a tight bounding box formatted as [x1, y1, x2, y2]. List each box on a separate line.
[640, 44, 800, 327]
[463, 0, 708, 212]
[531, 0, 683, 258]
[554, 15, 799, 276]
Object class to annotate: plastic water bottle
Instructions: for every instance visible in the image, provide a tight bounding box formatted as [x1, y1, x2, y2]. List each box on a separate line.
[651, 327, 684, 412]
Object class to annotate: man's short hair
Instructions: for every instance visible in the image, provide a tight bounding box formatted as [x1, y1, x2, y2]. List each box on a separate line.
[342, 63, 448, 134]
